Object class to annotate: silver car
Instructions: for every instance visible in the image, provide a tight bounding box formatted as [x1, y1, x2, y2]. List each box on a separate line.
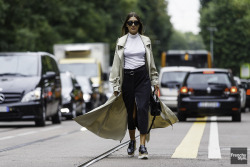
[159, 66, 195, 111]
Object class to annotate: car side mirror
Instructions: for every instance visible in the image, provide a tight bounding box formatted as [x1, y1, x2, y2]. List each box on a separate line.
[43, 71, 56, 79]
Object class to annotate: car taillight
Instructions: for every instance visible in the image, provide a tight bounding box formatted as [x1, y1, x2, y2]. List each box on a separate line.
[180, 86, 188, 94]
[246, 89, 250, 95]
[230, 86, 237, 93]
[180, 86, 193, 95]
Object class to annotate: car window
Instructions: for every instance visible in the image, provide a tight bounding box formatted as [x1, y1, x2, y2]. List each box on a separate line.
[42, 56, 53, 74]
[49, 57, 60, 74]
[186, 73, 232, 87]
[59, 63, 98, 77]
[0, 54, 38, 76]
[60, 74, 73, 88]
[161, 71, 188, 84]
[76, 77, 92, 93]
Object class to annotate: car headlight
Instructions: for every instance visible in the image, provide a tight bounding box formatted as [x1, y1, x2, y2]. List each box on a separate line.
[83, 93, 91, 102]
[21, 87, 41, 102]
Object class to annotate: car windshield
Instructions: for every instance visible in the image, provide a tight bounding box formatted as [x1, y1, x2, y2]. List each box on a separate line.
[0, 54, 38, 76]
[60, 73, 73, 89]
[59, 63, 98, 77]
[161, 71, 188, 84]
[76, 77, 92, 93]
[186, 73, 232, 87]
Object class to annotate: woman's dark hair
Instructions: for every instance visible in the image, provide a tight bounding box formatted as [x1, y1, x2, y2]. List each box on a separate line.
[121, 12, 143, 36]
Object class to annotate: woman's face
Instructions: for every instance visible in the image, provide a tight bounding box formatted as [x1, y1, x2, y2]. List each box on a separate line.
[126, 16, 140, 35]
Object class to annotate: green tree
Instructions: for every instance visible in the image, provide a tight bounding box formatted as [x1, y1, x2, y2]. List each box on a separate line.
[0, 0, 173, 67]
[168, 30, 205, 50]
[200, 0, 250, 75]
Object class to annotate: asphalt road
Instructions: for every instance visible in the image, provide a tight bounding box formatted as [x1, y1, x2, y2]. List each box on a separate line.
[0, 112, 250, 167]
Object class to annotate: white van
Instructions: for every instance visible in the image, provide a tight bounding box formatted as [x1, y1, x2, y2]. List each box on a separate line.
[159, 66, 195, 111]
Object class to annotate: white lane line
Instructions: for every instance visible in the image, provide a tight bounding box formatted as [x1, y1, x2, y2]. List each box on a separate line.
[208, 116, 221, 159]
[0, 126, 61, 141]
[0, 136, 15, 141]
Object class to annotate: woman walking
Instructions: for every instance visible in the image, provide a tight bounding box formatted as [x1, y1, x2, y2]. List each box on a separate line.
[74, 12, 178, 160]
[110, 12, 159, 159]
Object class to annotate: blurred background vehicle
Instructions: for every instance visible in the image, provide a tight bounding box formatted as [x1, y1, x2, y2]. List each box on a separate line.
[161, 50, 212, 68]
[234, 76, 246, 112]
[54, 43, 110, 108]
[0, 52, 62, 126]
[159, 66, 195, 111]
[178, 68, 241, 122]
[60, 71, 85, 119]
[240, 79, 250, 111]
[75, 76, 97, 112]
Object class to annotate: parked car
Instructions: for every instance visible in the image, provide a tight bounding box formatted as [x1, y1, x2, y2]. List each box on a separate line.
[240, 79, 250, 109]
[234, 76, 246, 112]
[159, 66, 195, 111]
[178, 68, 241, 122]
[0, 52, 62, 126]
[75, 76, 96, 112]
[60, 71, 85, 119]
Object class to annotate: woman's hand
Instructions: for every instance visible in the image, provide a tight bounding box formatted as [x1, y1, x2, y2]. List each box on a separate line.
[154, 85, 159, 96]
[114, 91, 119, 96]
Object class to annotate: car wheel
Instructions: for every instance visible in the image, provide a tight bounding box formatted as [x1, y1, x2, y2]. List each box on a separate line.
[232, 112, 241, 122]
[177, 112, 186, 122]
[52, 104, 62, 124]
[241, 107, 246, 113]
[35, 106, 46, 127]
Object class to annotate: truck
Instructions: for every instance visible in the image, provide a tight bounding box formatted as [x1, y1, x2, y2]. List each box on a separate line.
[53, 43, 110, 108]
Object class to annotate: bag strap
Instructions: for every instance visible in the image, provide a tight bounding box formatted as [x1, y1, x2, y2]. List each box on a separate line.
[147, 115, 156, 134]
[147, 87, 157, 134]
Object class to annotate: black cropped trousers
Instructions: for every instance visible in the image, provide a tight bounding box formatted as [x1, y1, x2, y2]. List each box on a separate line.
[122, 65, 151, 134]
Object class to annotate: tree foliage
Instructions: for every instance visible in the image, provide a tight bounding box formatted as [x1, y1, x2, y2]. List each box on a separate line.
[200, 0, 250, 75]
[168, 30, 205, 50]
[0, 0, 173, 66]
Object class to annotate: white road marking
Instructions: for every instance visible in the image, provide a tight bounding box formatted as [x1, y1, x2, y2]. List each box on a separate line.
[0, 126, 61, 141]
[208, 116, 221, 159]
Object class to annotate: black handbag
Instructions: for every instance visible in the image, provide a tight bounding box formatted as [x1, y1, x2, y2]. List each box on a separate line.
[150, 91, 161, 116]
[147, 89, 161, 134]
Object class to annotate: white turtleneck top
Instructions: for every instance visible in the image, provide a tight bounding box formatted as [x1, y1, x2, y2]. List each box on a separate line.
[124, 33, 146, 69]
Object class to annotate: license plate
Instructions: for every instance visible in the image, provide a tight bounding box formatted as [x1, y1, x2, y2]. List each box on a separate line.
[198, 102, 220, 108]
[0, 106, 9, 112]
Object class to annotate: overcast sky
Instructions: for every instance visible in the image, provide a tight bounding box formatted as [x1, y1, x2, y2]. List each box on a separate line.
[167, 0, 201, 34]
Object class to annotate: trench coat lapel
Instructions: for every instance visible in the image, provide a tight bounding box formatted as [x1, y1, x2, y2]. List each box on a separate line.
[116, 34, 128, 59]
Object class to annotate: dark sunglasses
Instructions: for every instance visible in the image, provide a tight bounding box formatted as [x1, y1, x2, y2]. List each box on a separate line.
[127, 20, 139, 26]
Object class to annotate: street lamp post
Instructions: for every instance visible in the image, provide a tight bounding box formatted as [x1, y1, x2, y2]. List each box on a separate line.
[207, 27, 217, 63]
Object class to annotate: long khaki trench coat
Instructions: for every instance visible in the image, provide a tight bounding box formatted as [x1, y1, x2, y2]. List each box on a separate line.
[74, 34, 178, 141]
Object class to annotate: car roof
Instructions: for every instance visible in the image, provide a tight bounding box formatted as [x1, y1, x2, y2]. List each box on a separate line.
[0, 52, 54, 57]
[189, 68, 230, 73]
[160, 66, 196, 73]
[167, 50, 208, 55]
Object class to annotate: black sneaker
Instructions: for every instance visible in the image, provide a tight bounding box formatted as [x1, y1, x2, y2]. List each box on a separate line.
[127, 140, 136, 157]
[138, 145, 148, 159]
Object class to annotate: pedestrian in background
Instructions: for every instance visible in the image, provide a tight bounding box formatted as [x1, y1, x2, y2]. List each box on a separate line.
[110, 12, 160, 159]
[74, 11, 178, 160]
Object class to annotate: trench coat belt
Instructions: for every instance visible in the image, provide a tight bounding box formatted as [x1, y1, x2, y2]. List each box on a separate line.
[124, 65, 146, 76]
